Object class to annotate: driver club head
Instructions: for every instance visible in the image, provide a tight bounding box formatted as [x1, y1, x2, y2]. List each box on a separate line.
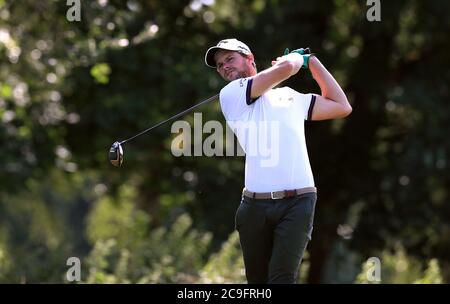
[109, 141, 124, 167]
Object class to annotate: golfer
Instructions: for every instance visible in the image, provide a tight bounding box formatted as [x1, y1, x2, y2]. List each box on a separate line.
[205, 39, 351, 283]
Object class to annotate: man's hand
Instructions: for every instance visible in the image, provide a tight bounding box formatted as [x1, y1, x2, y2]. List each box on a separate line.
[284, 48, 311, 55]
[271, 52, 303, 73]
[284, 47, 312, 69]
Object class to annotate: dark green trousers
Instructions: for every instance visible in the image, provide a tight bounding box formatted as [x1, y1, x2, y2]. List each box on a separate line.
[235, 192, 317, 284]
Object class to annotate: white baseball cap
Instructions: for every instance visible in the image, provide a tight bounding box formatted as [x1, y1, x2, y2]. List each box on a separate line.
[204, 38, 252, 68]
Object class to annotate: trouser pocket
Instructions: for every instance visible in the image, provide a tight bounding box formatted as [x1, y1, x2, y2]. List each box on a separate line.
[235, 198, 266, 231]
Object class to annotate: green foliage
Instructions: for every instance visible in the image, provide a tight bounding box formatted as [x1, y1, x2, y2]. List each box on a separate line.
[86, 185, 150, 247]
[0, 0, 449, 283]
[199, 231, 245, 283]
[85, 191, 213, 283]
[414, 259, 443, 284]
[90, 63, 111, 84]
[355, 245, 443, 284]
[321, 240, 362, 283]
[0, 230, 12, 282]
[0, 169, 97, 282]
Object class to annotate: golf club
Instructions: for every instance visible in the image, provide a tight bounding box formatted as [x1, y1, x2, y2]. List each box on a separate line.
[109, 93, 219, 167]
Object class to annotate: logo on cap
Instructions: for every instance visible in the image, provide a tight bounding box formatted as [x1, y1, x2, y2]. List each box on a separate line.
[205, 38, 252, 68]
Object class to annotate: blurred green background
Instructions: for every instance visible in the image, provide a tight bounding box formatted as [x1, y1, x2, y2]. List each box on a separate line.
[0, 0, 449, 283]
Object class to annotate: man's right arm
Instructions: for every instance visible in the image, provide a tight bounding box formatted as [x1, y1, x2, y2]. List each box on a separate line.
[250, 53, 304, 99]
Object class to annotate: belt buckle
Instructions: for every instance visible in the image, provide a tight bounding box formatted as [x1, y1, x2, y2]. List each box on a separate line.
[270, 191, 284, 200]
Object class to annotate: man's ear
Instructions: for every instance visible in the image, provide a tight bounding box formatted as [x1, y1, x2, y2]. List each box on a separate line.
[246, 53, 256, 67]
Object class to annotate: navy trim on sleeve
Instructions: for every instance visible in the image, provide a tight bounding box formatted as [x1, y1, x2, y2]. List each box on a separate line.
[307, 95, 316, 121]
[246, 78, 257, 105]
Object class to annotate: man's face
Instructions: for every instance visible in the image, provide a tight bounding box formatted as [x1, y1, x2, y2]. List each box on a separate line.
[214, 50, 254, 81]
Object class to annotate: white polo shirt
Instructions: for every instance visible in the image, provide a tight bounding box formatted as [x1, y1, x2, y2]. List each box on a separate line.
[219, 77, 316, 192]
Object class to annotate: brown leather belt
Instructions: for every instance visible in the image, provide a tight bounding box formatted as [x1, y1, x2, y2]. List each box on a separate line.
[242, 187, 317, 200]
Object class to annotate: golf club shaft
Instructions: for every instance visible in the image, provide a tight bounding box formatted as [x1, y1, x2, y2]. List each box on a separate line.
[120, 93, 219, 145]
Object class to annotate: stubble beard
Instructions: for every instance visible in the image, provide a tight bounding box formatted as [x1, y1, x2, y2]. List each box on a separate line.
[228, 71, 247, 81]
[226, 64, 252, 81]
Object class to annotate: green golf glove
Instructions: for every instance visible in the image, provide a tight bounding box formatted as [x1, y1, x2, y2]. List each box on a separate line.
[284, 47, 312, 69]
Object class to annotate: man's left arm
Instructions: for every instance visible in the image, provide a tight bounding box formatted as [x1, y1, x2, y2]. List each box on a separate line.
[308, 56, 352, 120]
